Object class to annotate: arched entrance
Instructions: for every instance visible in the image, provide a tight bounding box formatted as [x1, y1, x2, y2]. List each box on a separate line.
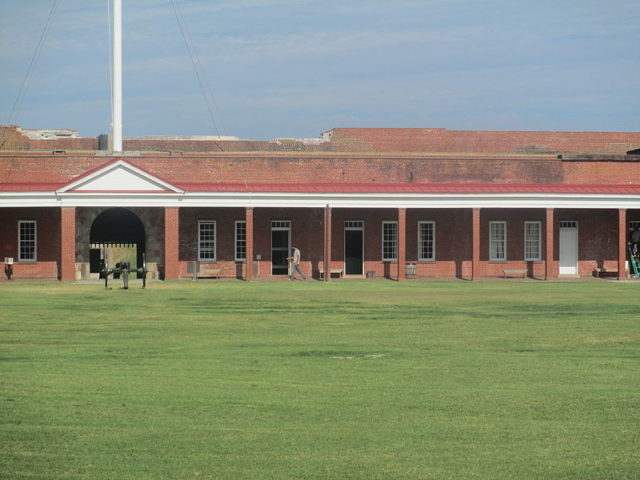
[89, 208, 146, 276]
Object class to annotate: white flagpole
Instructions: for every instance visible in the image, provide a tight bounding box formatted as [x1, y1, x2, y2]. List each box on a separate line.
[112, 0, 123, 152]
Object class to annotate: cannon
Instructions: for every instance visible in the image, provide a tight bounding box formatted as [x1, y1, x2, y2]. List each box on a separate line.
[101, 253, 148, 289]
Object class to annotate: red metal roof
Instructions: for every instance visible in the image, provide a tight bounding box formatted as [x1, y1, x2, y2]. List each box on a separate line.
[3, 182, 640, 195]
[0, 183, 65, 192]
[175, 183, 640, 195]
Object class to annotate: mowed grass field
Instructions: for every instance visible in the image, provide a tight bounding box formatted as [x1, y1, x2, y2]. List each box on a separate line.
[1, 280, 638, 480]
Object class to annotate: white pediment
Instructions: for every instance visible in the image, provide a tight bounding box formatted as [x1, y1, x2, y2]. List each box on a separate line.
[58, 160, 182, 194]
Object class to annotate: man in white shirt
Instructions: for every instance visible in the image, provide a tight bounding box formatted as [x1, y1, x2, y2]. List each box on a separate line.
[288, 246, 307, 280]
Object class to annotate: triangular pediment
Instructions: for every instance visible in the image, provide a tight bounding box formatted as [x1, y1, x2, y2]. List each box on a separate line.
[58, 160, 183, 194]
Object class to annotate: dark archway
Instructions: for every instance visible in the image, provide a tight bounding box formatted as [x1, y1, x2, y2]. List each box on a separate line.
[89, 208, 146, 275]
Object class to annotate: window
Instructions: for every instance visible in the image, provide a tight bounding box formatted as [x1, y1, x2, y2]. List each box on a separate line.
[489, 221, 506, 261]
[235, 220, 246, 261]
[418, 221, 435, 261]
[382, 221, 397, 261]
[198, 221, 216, 261]
[559, 221, 578, 229]
[345, 220, 364, 230]
[524, 221, 541, 261]
[18, 220, 37, 262]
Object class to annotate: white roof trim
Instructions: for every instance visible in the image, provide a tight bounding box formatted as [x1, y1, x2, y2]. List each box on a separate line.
[56, 159, 184, 194]
[2, 190, 640, 209]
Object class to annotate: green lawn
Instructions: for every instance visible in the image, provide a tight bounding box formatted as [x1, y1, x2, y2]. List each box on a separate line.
[1, 280, 638, 479]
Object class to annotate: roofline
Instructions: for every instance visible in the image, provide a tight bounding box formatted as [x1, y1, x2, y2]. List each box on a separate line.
[4, 182, 640, 195]
[3, 190, 640, 210]
[56, 158, 184, 194]
[0, 150, 559, 160]
[328, 127, 640, 134]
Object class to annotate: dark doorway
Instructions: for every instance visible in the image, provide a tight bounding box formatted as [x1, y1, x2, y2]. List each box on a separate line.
[89, 208, 146, 276]
[345, 222, 364, 275]
[271, 221, 290, 276]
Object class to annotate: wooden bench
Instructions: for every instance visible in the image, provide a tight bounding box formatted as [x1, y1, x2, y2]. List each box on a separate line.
[502, 269, 527, 279]
[318, 267, 343, 279]
[194, 263, 222, 279]
[593, 267, 617, 278]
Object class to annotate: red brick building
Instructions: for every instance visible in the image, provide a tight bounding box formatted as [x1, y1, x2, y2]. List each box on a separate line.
[2, 126, 640, 281]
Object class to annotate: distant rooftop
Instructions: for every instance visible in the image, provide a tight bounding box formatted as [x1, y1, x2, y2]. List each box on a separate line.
[2, 125, 640, 155]
[18, 127, 80, 140]
[139, 135, 240, 141]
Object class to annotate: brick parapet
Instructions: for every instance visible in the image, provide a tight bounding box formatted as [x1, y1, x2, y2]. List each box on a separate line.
[328, 128, 640, 155]
[6, 153, 640, 185]
[5, 124, 640, 155]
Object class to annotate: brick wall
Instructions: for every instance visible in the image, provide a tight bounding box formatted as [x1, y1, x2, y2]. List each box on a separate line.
[0, 126, 32, 150]
[5, 152, 640, 186]
[406, 209, 472, 278]
[330, 208, 400, 279]
[0, 208, 60, 279]
[174, 206, 623, 280]
[0, 204, 632, 281]
[2, 142, 639, 281]
[179, 207, 246, 279]
[28, 138, 99, 151]
[555, 209, 619, 277]
[5, 124, 640, 155]
[328, 128, 640, 155]
[124, 139, 274, 153]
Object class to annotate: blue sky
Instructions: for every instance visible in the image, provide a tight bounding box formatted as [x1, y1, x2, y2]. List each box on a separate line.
[1, 0, 638, 140]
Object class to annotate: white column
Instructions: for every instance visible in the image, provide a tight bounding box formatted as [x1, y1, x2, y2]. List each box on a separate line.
[112, 0, 123, 152]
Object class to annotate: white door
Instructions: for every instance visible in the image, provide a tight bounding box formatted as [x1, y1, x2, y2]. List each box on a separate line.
[559, 221, 578, 275]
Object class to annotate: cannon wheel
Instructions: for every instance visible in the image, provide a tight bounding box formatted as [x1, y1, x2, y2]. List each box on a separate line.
[102, 247, 110, 289]
[102, 267, 111, 289]
[140, 253, 148, 289]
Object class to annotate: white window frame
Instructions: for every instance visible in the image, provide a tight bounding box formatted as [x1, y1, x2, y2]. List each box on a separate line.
[198, 220, 216, 261]
[418, 221, 436, 261]
[559, 221, 578, 229]
[524, 221, 541, 261]
[489, 221, 507, 262]
[345, 220, 364, 230]
[235, 220, 246, 262]
[382, 221, 398, 262]
[18, 220, 37, 262]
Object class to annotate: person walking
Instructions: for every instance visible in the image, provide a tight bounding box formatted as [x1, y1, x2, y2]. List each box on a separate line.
[288, 246, 307, 280]
[632, 227, 640, 256]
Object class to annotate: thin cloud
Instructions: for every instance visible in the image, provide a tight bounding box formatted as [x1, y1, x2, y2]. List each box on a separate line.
[1, 0, 638, 138]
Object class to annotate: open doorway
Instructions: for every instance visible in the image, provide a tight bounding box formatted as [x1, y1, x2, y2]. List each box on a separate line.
[271, 220, 291, 276]
[89, 208, 146, 277]
[344, 220, 364, 275]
